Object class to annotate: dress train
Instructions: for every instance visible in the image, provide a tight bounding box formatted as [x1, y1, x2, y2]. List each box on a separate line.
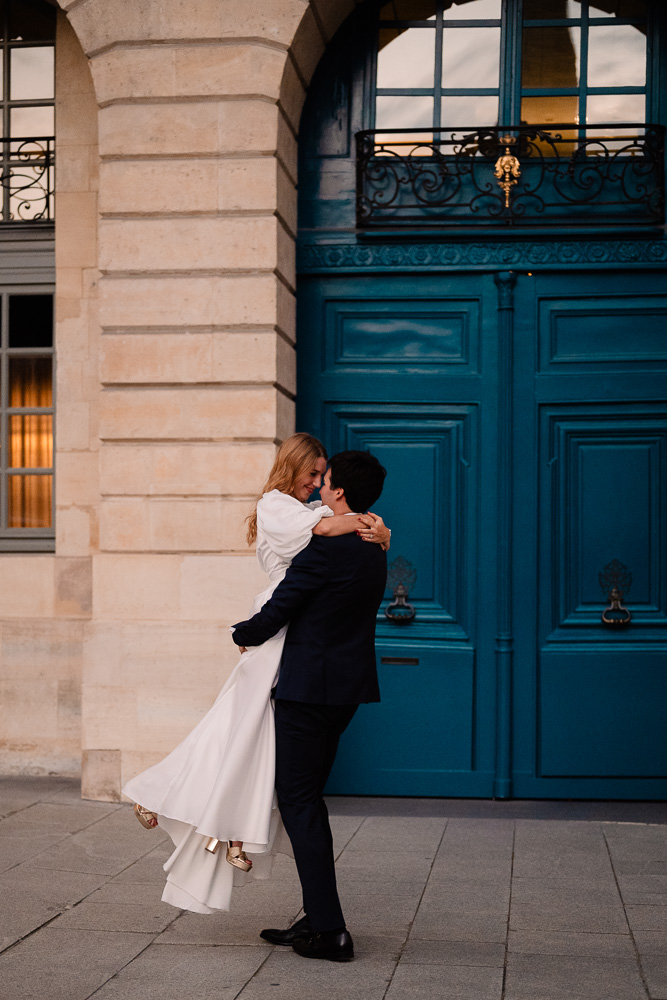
[122, 490, 332, 913]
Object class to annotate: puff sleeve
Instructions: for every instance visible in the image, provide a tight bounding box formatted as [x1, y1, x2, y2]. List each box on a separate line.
[256, 490, 333, 561]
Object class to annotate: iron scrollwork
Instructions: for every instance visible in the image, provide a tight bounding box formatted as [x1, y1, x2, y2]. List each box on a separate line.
[385, 555, 416, 624]
[356, 124, 665, 228]
[0, 137, 55, 222]
[599, 559, 632, 628]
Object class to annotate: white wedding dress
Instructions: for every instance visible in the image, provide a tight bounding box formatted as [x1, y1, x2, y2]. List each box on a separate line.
[122, 490, 333, 913]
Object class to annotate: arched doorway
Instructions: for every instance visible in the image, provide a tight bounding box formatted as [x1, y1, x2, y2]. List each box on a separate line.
[296, 0, 667, 799]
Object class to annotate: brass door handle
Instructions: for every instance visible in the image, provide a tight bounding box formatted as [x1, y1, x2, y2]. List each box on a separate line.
[602, 587, 632, 628]
[385, 582, 416, 624]
[599, 560, 632, 628]
[385, 556, 417, 625]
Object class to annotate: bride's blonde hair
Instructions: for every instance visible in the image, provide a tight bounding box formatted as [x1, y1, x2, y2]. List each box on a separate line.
[246, 432, 328, 545]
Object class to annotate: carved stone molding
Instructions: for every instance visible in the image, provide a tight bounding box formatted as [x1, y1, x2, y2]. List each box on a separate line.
[299, 239, 667, 273]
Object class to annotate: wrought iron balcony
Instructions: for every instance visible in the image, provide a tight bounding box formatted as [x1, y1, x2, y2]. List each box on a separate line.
[356, 125, 664, 229]
[0, 137, 54, 223]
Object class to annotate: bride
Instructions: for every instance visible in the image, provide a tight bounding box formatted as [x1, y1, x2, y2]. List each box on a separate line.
[122, 433, 390, 913]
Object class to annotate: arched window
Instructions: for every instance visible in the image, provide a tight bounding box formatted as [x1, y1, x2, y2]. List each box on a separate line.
[357, 0, 660, 227]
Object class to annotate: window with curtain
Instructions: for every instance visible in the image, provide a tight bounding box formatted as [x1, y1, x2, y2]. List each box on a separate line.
[0, 291, 54, 546]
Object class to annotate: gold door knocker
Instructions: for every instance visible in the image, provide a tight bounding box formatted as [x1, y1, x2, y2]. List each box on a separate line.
[494, 135, 521, 209]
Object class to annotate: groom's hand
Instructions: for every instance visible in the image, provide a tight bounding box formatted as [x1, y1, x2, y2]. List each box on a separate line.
[238, 646, 247, 653]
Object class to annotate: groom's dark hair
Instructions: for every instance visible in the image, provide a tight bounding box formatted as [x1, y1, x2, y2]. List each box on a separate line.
[328, 450, 386, 512]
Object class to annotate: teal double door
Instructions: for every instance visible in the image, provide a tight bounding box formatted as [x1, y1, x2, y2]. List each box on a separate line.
[297, 267, 667, 799]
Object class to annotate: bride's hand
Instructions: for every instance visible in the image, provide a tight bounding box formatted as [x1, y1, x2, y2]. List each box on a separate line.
[356, 512, 390, 549]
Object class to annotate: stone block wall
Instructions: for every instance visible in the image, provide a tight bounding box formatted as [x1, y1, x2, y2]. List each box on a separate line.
[0, 13, 98, 776]
[0, 0, 355, 797]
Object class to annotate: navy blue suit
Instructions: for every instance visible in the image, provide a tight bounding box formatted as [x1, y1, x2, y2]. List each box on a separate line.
[232, 533, 385, 704]
[232, 531, 387, 932]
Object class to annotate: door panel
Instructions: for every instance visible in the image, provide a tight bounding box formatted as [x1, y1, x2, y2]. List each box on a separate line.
[542, 407, 666, 629]
[537, 296, 667, 372]
[327, 644, 479, 796]
[324, 404, 476, 633]
[539, 650, 667, 778]
[513, 272, 667, 798]
[323, 297, 480, 372]
[298, 274, 498, 796]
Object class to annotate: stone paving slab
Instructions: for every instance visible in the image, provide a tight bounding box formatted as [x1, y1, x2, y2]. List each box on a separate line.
[0, 865, 109, 951]
[0, 800, 118, 835]
[2, 777, 667, 1000]
[643, 956, 667, 1000]
[155, 910, 294, 947]
[504, 953, 648, 1000]
[636, 932, 667, 957]
[0, 830, 68, 873]
[0, 928, 152, 1000]
[89, 943, 268, 1000]
[0, 776, 81, 818]
[400, 939, 506, 966]
[234, 945, 397, 1000]
[507, 928, 636, 958]
[386, 962, 504, 1000]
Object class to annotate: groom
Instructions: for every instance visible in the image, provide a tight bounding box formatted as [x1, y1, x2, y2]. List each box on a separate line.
[231, 450, 388, 962]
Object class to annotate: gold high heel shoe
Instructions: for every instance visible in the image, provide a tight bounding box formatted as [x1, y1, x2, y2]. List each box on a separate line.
[204, 838, 252, 870]
[134, 803, 158, 829]
[226, 843, 252, 871]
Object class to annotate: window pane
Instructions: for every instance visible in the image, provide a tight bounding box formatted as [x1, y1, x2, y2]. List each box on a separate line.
[380, 1, 437, 19]
[376, 94, 434, 130]
[8, 475, 52, 528]
[588, 24, 645, 88]
[9, 415, 53, 467]
[589, 1, 646, 17]
[442, 94, 498, 126]
[9, 0, 57, 41]
[10, 105, 54, 139]
[9, 357, 52, 407]
[442, 27, 500, 88]
[586, 92, 645, 124]
[521, 95, 579, 126]
[443, 0, 501, 19]
[523, 0, 581, 17]
[9, 295, 53, 347]
[377, 28, 435, 89]
[10, 47, 54, 100]
[522, 27, 580, 88]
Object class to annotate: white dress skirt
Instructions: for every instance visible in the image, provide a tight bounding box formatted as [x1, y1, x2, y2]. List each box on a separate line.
[122, 490, 333, 913]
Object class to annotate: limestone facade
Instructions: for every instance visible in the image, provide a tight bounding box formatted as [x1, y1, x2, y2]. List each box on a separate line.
[0, 0, 355, 799]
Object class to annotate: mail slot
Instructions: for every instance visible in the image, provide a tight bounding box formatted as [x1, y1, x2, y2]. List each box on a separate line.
[381, 656, 419, 665]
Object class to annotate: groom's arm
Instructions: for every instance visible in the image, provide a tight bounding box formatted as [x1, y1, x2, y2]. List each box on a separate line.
[231, 535, 330, 647]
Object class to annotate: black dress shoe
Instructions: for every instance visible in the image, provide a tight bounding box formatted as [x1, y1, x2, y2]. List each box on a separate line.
[292, 929, 354, 962]
[260, 914, 311, 946]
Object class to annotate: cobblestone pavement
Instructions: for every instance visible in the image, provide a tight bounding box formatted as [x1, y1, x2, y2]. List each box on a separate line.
[1, 777, 666, 1000]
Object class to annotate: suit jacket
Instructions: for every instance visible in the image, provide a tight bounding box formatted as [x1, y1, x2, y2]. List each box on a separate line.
[232, 533, 387, 705]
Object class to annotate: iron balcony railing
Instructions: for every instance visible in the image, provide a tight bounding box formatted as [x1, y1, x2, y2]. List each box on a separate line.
[356, 125, 665, 229]
[0, 136, 54, 222]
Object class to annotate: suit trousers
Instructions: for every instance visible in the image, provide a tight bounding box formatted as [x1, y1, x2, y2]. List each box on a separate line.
[274, 698, 358, 933]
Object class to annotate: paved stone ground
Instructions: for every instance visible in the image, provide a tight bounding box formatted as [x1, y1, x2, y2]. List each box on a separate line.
[1, 777, 667, 1000]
